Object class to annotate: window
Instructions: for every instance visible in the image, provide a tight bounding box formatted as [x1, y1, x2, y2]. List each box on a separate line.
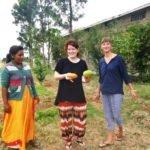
[131, 9, 146, 21]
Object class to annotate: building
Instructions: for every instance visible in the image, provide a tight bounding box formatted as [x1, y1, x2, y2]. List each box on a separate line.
[74, 3, 150, 33]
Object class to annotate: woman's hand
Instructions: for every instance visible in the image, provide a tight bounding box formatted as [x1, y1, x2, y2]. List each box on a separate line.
[130, 90, 137, 101]
[85, 77, 91, 83]
[34, 96, 40, 104]
[4, 103, 11, 113]
[94, 86, 101, 103]
[82, 76, 91, 83]
[2, 88, 11, 113]
[65, 73, 74, 82]
[94, 93, 101, 102]
[128, 83, 137, 101]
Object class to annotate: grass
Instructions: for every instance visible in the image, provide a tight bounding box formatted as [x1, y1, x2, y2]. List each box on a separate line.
[87, 103, 104, 118]
[35, 107, 59, 126]
[36, 84, 51, 96]
[0, 74, 150, 150]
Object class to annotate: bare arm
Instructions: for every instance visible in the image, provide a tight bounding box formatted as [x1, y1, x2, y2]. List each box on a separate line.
[127, 83, 137, 100]
[54, 71, 67, 80]
[2, 88, 8, 104]
[54, 71, 74, 82]
[128, 83, 134, 90]
[2, 87, 11, 113]
[94, 84, 101, 102]
[96, 84, 101, 96]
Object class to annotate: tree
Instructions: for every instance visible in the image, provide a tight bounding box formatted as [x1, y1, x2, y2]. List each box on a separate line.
[127, 23, 150, 81]
[36, 0, 54, 64]
[33, 56, 48, 83]
[12, 0, 62, 67]
[65, 25, 105, 70]
[12, 0, 38, 65]
[53, 0, 87, 36]
[51, 35, 66, 63]
[46, 28, 61, 67]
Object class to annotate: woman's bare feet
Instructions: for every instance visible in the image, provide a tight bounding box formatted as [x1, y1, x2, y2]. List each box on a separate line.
[106, 130, 115, 144]
[116, 127, 123, 141]
[99, 140, 114, 148]
[99, 130, 114, 148]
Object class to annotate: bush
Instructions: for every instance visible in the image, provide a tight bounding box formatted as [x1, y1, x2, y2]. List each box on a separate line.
[33, 57, 48, 83]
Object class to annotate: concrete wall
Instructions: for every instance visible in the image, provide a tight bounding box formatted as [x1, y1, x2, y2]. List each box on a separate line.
[84, 7, 150, 32]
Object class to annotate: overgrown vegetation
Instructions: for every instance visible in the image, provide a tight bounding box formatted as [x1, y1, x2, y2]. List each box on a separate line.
[33, 56, 48, 83]
[127, 23, 150, 82]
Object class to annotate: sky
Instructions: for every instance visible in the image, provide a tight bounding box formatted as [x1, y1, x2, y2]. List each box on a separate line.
[0, 0, 150, 59]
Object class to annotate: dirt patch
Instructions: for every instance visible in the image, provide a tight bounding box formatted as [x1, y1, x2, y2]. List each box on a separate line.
[138, 105, 150, 113]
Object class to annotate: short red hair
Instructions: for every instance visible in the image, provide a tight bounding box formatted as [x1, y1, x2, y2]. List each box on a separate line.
[64, 39, 80, 56]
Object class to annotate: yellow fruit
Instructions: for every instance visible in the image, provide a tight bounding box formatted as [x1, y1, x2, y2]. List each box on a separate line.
[67, 73, 78, 79]
[83, 70, 96, 78]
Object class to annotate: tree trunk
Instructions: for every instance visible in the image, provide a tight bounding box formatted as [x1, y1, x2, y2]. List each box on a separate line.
[40, 13, 46, 64]
[47, 40, 51, 68]
[29, 48, 33, 66]
[42, 43, 46, 64]
[69, 0, 73, 37]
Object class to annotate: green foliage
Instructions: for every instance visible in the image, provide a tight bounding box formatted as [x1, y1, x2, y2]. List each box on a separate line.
[35, 107, 59, 126]
[127, 23, 150, 81]
[73, 27, 104, 70]
[33, 57, 48, 83]
[12, 0, 39, 64]
[87, 104, 103, 118]
[51, 36, 66, 62]
[36, 84, 51, 96]
[52, 0, 87, 34]
[12, 0, 64, 66]
[112, 31, 132, 63]
[134, 83, 150, 100]
[12, 0, 38, 25]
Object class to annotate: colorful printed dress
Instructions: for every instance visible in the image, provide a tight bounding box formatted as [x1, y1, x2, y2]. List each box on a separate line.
[1, 61, 38, 150]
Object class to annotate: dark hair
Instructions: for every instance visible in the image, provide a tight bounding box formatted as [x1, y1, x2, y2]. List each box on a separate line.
[64, 39, 80, 56]
[6, 45, 24, 63]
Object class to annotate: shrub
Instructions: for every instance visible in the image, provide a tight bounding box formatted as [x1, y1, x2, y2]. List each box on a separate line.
[33, 57, 48, 83]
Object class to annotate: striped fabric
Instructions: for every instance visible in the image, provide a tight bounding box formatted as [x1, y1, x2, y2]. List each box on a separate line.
[1, 61, 38, 100]
[58, 102, 87, 142]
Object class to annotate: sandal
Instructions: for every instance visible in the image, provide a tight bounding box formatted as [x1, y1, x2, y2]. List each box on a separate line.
[65, 142, 72, 150]
[76, 140, 85, 146]
[76, 138, 85, 146]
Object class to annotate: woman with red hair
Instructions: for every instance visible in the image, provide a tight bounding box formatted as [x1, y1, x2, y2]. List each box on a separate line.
[54, 39, 90, 149]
